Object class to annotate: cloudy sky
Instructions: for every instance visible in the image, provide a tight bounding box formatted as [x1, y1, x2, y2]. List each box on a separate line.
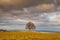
[0, 0, 60, 31]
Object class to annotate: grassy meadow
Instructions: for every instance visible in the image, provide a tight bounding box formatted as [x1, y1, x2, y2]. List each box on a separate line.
[0, 31, 60, 40]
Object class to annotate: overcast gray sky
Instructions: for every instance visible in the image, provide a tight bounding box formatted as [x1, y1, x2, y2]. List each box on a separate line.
[0, 0, 60, 31]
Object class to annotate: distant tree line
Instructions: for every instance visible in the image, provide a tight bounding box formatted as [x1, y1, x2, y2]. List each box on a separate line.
[0, 29, 7, 32]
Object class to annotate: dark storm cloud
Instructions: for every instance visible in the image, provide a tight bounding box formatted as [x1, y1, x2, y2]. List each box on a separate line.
[0, 0, 53, 10]
[0, 0, 60, 12]
[0, 0, 59, 21]
[1, 0, 52, 6]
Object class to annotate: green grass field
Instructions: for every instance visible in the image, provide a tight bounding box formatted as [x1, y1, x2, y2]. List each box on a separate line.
[0, 31, 60, 40]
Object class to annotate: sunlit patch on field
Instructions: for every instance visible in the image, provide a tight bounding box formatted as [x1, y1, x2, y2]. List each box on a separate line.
[40, 32, 51, 33]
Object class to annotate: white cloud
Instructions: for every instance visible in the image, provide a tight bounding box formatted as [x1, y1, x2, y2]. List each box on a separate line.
[49, 16, 60, 21]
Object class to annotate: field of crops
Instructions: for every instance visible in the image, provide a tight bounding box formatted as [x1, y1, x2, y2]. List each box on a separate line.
[0, 31, 60, 40]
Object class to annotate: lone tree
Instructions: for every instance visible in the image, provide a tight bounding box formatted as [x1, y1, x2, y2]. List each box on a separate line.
[26, 22, 36, 30]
